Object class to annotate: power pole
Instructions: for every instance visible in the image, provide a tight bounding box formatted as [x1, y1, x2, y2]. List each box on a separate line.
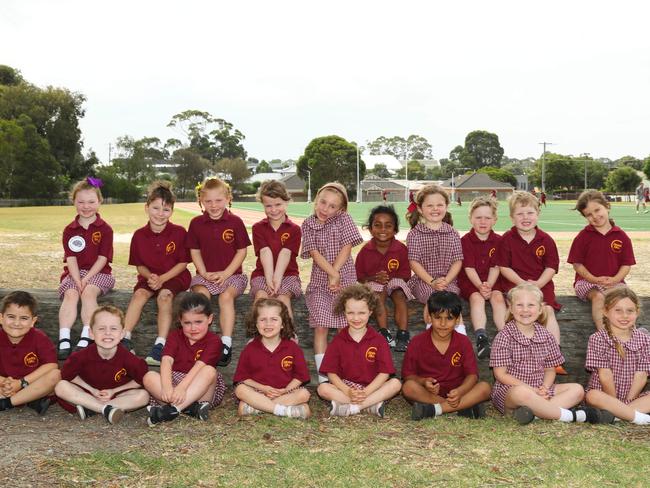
[538, 142, 555, 192]
[582, 152, 590, 190]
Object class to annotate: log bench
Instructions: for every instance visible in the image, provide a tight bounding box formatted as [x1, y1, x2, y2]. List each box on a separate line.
[2, 289, 648, 386]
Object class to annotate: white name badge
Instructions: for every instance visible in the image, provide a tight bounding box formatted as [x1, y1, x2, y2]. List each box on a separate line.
[68, 235, 86, 252]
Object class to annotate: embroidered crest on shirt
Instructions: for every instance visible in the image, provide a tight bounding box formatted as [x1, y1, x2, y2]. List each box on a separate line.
[535, 245, 545, 258]
[451, 351, 462, 367]
[222, 229, 234, 243]
[194, 349, 204, 361]
[281, 355, 294, 371]
[387, 259, 400, 271]
[92, 231, 102, 245]
[23, 351, 38, 367]
[114, 368, 127, 382]
[610, 240, 622, 253]
[365, 346, 377, 362]
[166, 241, 176, 255]
[489, 247, 496, 257]
[280, 232, 290, 245]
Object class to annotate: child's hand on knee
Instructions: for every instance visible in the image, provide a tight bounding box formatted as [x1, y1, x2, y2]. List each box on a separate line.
[424, 378, 439, 395]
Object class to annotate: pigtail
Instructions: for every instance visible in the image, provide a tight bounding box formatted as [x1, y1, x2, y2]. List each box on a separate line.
[603, 316, 626, 360]
[408, 209, 420, 228]
[443, 211, 453, 226]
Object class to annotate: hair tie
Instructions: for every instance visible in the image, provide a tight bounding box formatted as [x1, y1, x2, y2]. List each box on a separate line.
[195, 182, 202, 193]
[87, 176, 103, 188]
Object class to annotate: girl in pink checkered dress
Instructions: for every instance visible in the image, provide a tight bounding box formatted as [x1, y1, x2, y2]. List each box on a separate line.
[301, 182, 363, 383]
[490, 284, 601, 424]
[406, 185, 465, 350]
[585, 287, 650, 424]
[57, 178, 116, 361]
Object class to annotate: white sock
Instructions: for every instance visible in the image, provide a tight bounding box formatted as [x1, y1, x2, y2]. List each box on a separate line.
[632, 410, 650, 425]
[222, 336, 232, 348]
[349, 404, 361, 415]
[315, 354, 327, 383]
[455, 323, 467, 336]
[124, 331, 132, 340]
[81, 325, 91, 338]
[273, 404, 287, 416]
[574, 410, 587, 422]
[558, 408, 574, 422]
[59, 328, 71, 348]
[434, 403, 443, 416]
[155, 336, 166, 346]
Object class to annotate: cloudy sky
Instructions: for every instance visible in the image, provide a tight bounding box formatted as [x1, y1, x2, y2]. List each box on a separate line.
[2, 0, 650, 163]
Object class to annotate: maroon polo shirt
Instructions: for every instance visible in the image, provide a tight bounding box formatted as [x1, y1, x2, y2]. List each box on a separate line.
[458, 229, 502, 296]
[355, 238, 411, 282]
[61, 213, 113, 279]
[129, 221, 191, 287]
[567, 224, 635, 285]
[61, 344, 148, 389]
[233, 337, 310, 388]
[162, 328, 222, 373]
[0, 328, 57, 378]
[251, 217, 301, 279]
[186, 210, 251, 273]
[319, 327, 395, 386]
[401, 330, 479, 396]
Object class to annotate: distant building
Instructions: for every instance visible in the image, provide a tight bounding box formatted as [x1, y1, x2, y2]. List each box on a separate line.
[441, 172, 514, 201]
[363, 155, 403, 173]
[359, 175, 408, 202]
[516, 174, 529, 191]
[399, 158, 440, 169]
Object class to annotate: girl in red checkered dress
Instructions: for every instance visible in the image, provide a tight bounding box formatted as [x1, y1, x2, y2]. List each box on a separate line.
[187, 177, 251, 367]
[234, 298, 311, 419]
[406, 184, 465, 350]
[57, 178, 115, 361]
[568, 190, 635, 330]
[490, 284, 601, 424]
[585, 287, 650, 424]
[249, 180, 302, 318]
[301, 182, 363, 382]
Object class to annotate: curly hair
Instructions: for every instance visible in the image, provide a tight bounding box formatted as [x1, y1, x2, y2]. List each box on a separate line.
[333, 283, 378, 315]
[245, 298, 295, 339]
[365, 205, 399, 233]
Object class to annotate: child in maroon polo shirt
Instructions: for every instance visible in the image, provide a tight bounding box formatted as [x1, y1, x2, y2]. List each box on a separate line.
[249, 180, 302, 318]
[317, 284, 402, 417]
[458, 197, 506, 360]
[55, 305, 150, 424]
[356, 205, 412, 348]
[233, 298, 310, 418]
[0, 291, 60, 415]
[143, 293, 226, 425]
[495, 191, 567, 374]
[123, 181, 191, 365]
[402, 291, 491, 420]
[58, 178, 115, 360]
[569, 190, 635, 330]
[187, 177, 251, 367]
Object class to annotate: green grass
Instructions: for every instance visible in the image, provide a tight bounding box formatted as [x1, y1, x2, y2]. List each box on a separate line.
[231, 200, 649, 232]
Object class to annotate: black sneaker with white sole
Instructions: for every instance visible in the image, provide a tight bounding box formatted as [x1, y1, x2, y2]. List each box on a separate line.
[27, 397, 51, 416]
[378, 328, 395, 348]
[218, 344, 232, 367]
[103, 405, 125, 425]
[457, 402, 486, 419]
[476, 335, 491, 360]
[513, 406, 535, 425]
[147, 404, 180, 426]
[394, 330, 410, 353]
[183, 401, 211, 421]
[411, 402, 436, 421]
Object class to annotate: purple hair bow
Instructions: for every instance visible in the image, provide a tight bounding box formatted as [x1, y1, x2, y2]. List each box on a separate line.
[87, 176, 103, 188]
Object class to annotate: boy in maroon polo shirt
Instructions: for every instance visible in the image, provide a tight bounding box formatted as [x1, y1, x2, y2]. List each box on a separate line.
[0, 291, 60, 415]
[402, 291, 491, 420]
[123, 181, 191, 365]
[495, 191, 567, 374]
[317, 284, 402, 417]
[55, 305, 149, 424]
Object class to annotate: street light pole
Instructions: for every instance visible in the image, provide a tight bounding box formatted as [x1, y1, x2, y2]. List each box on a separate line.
[405, 159, 409, 202]
[356, 144, 361, 203]
[306, 169, 311, 203]
[538, 142, 555, 192]
[582, 152, 590, 190]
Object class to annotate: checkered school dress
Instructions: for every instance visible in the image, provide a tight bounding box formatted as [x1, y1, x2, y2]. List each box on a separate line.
[406, 222, 464, 303]
[489, 321, 564, 414]
[149, 370, 226, 408]
[190, 274, 248, 296]
[574, 280, 625, 302]
[58, 270, 115, 300]
[365, 278, 414, 301]
[585, 329, 650, 404]
[249, 275, 302, 298]
[301, 213, 363, 328]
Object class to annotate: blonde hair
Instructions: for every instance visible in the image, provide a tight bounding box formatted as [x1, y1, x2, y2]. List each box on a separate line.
[70, 179, 103, 203]
[508, 191, 539, 216]
[574, 189, 611, 215]
[506, 283, 548, 326]
[257, 179, 291, 202]
[315, 182, 349, 211]
[146, 180, 175, 206]
[603, 287, 641, 360]
[469, 196, 498, 218]
[408, 184, 453, 228]
[196, 177, 232, 210]
[90, 305, 124, 329]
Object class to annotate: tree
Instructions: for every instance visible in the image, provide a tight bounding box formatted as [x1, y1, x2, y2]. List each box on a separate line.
[172, 148, 211, 198]
[477, 167, 517, 187]
[297, 135, 364, 199]
[370, 163, 391, 178]
[461, 130, 504, 169]
[0, 65, 24, 86]
[643, 155, 650, 180]
[367, 134, 433, 160]
[95, 165, 140, 202]
[111, 136, 163, 184]
[615, 155, 643, 170]
[256, 160, 273, 173]
[582, 159, 608, 190]
[215, 158, 251, 191]
[406, 160, 426, 180]
[605, 166, 641, 192]
[529, 153, 582, 191]
[449, 145, 464, 163]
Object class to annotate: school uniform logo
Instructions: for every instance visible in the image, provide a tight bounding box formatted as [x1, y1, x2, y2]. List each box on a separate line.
[114, 368, 127, 382]
[610, 240, 623, 253]
[387, 259, 400, 271]
[166, 241, 176, 255]
[92, 231, 102, 245]
[281, 355, 294, 371]
[451, 351, 462, 367]
[535, 246, 545, 258]
[194, 349, 204, 361]
[68, 236, 86, 252]
[365, 346, 377, 362]
[488, 247, 496, 257]
[23, 352, 39, 367]
[222, 229, 234, 243]
[280, 232, 290, 245]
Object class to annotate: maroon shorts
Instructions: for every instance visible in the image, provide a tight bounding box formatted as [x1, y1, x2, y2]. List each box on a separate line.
[134, 275, 190, 296]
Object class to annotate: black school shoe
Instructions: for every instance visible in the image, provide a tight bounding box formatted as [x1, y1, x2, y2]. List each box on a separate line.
[57, 339, 72, 360]
[411, 402, 436, 421]
[571, 406, 602, 424]
[27, 397, 51, 416]
[103, 405, 125, 425]
[147, 404, 180, 426]
[76, 404, 97, 420]
[599, 409, 616, 424]
[378, 328, 395, 348]
[217, 344, 232, 367]
[457, 402, 486, 419]
[513, 406, 535, 425]
[183, 401, 211, 421]
[476, 335, 491, 360]
[394, 330, 410, 353]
